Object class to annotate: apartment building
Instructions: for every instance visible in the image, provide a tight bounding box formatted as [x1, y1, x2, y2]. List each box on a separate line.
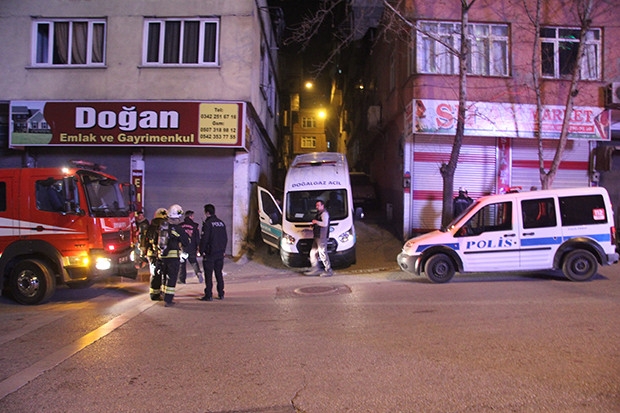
[0, 0, 283, 256]
[343, 0, 620, 239]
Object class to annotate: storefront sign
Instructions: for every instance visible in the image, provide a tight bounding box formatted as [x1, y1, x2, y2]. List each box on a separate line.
[413, 99, 610, 140]
[9, 100, 247, 148]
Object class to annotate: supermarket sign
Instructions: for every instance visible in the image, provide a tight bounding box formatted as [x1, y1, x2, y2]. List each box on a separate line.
[412, 99, 610, 140]
[9, 100, 248, 148]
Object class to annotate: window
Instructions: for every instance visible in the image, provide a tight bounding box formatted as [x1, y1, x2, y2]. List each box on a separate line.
[560, 194, 607, 226]
[416, 21, 509, 76]
[0, 182, 6, 212]
[300, 136, 317, 148]
[540, 27, 601, 80]
[301, 117, 317, 128]
[287, 189, 348, 222]
[457, 201, 512, 236]
[522, 198, 557, 229]
[143, 18, 219, 65]
[33, 19, 106, 66]
[36, 179, 66, 212]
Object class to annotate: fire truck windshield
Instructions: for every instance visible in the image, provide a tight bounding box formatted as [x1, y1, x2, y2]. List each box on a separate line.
[80, 172, 131, 217]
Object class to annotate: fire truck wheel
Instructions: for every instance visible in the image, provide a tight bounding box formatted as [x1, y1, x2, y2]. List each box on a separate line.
[9, 259, 56, 305]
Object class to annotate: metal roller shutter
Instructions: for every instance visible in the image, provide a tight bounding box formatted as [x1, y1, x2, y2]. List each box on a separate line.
[143, 147, 234, 255]
[511, 139, 590, 189]
[411, 135, 496, 232]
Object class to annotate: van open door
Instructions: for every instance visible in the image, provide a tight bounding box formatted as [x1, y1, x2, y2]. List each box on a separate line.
[257, 186, 282, 250]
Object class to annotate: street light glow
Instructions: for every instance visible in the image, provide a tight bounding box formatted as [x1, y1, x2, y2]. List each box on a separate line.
[305, 81, 314, 90]
[317, 109, 327, 119]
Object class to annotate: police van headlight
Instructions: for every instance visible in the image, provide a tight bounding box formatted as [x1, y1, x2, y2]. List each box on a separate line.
[282, 231, 296, 245]
[338, 227, 354, 243]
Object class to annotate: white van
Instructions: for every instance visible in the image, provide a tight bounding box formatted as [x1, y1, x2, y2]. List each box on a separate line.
[397, 187, 618, 283]
[258, 152, 356, 269]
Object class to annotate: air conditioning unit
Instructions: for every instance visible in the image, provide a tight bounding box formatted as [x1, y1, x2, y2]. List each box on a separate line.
[606, 82, 620, 105]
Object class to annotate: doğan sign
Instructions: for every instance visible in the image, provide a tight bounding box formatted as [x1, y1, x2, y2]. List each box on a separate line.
[9, 100, 247, 148]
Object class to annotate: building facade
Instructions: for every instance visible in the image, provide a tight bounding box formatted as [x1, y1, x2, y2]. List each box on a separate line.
[0, 0, 283, 257]
[343, 0, 620, 240]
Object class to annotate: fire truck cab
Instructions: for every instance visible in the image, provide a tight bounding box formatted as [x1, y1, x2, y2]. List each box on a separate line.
[0, 164, 137, 304]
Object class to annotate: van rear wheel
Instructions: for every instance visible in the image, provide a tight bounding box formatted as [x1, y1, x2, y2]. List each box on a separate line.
[562, 249, 598, 282]
[9, 259, 56, 305]
[424, 253, 455, 283]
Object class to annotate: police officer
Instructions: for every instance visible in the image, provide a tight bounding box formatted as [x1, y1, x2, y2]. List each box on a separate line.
[144, 208, 168, 301]
[199, 204, 228, 301]
[161, 204, 190, 307]
[453, 187, 473, 218]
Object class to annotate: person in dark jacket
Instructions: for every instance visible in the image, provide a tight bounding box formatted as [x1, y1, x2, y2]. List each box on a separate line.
[198, 204, 228, 301]
[453, 187, 473, 218]
[178, 210, 203, 284]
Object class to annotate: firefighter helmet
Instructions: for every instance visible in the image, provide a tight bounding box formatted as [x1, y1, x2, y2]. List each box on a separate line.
[153, 208, 168, 219]
[168, 204, 184, 219]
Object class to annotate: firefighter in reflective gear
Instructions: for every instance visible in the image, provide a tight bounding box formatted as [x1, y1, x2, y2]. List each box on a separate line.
[161, 204, 190, 307]
[144, 207, 168, 300]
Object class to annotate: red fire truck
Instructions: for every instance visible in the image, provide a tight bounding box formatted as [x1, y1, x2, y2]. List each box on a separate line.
[0, 163, 138, 304]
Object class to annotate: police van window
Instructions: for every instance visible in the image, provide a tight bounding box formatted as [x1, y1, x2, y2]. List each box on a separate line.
[0, 182, 6, 211]
[521, 198, 556, 229]
[560, 194, 607, 226]
[35, 179, 66, 212]
[457, 201, 512, 236]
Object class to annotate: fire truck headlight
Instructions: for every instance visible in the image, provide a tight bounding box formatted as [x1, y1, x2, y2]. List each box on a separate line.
[64, 255, 90, 267]
[95, 257, 112, 271]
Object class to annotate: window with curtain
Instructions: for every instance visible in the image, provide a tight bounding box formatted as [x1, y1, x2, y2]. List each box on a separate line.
[143, 18, 219, 66]
[540, 27, 601, 80]
[416, 21, 509, 77]
[33, 19, 106, 66]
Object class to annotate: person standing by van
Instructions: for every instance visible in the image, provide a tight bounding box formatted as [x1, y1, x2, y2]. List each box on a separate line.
[305, 199, 333, 277]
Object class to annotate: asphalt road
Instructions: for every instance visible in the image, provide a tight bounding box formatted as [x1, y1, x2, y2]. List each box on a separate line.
[0, 219, 619, 412]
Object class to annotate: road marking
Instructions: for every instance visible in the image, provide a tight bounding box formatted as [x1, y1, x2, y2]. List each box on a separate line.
[0, 297, 156, 400]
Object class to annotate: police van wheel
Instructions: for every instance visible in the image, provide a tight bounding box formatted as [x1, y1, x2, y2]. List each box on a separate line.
[424, 254, 455, 284]
[562, 249, 598, 282]
[9, 259, 56, 305]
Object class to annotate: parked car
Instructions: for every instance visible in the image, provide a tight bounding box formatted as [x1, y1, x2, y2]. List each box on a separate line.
[397, 186, 619, 283]
[350, 171, 377, 210]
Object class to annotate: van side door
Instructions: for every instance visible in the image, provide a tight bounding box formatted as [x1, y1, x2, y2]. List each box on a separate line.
[454, 200, 520, 272]
[257, 186, 282, 250]
[518, 196, 559, 270]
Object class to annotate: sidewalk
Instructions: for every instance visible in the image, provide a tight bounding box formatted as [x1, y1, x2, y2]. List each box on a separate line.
[135, 218, 403, 283]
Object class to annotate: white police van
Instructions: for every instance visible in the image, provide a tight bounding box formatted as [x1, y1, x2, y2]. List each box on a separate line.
[397, 187, 618, 283]
[258, 152, 356, 269]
